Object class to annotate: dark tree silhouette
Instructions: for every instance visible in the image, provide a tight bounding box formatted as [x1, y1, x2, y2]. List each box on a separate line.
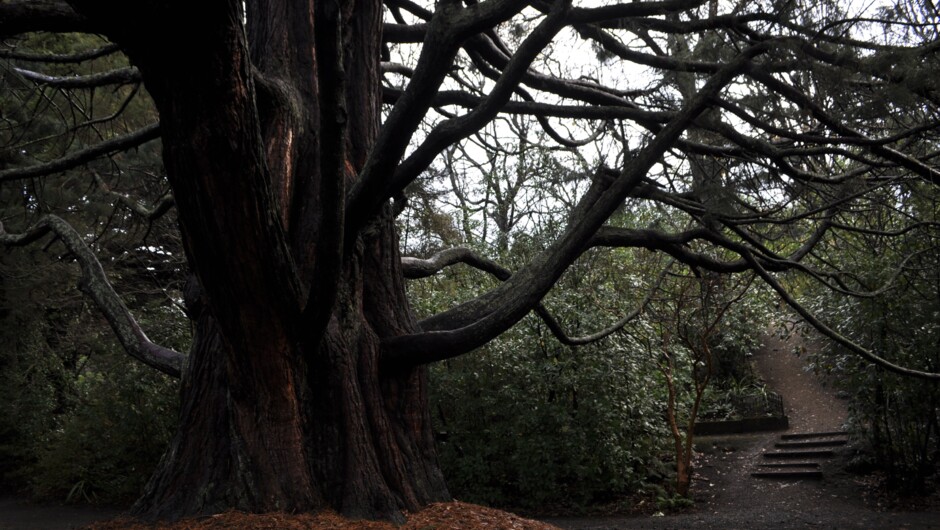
[2, 0, 940, 522]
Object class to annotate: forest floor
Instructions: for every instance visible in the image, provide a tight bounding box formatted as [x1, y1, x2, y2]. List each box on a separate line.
[2, 325, 939, 529]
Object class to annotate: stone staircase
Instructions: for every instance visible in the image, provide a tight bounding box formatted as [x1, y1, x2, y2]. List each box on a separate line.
[751, 431, 848, 480]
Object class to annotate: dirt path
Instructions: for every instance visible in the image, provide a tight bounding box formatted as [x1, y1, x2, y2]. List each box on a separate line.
[756, 324, 847, 432]
[549, 326, 940, 529]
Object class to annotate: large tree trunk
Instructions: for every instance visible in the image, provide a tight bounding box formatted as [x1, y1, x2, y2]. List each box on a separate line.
[65, 0, 450, 522]
[135, 215, 449, 523]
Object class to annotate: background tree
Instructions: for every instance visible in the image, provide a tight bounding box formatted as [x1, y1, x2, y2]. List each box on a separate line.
[2, 0, 940, 523]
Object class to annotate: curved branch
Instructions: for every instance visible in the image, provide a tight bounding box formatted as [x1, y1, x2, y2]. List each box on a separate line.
[13, 66, 141, 88]
[741, 247, 940, 380]
[0, 215, 185, 378]
[537, 260, 672, 346]
[0, 123, 161, 182]
[402, 247, 667, 347]
[402, 247, 511, 280]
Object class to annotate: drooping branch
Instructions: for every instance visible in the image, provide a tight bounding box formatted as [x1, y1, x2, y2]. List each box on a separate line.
[741, 247, 940, 380]
[0, 123, 161, 182]
[749, 68, 940, 186]
[0, 215, 185, 378]
[0, 43, 119, 63]
[401, 247, 667, 347]
[537, 260, 673, 346]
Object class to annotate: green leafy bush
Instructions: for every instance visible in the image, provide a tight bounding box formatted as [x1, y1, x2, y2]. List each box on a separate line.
[0, 252, 183, 504]
[800, 191, 940, 491]
[28, 356, 178, 504]
[430, 320, 671, 510]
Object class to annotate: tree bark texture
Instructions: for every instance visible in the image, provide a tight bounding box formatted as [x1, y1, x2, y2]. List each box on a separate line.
[65, 0, 449, 522]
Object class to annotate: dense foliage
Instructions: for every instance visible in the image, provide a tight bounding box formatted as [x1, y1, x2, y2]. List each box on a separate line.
[0, 33, 184, 503]
[410, 251, 671, 509]
[405, 192, 772, 507]
[803, 183, 940, 491]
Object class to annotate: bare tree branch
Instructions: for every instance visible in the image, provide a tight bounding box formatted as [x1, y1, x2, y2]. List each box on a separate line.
[382, 44, 770, 366]
[381, 86, 669, 122]
[0, 123, 160, 182]
[13, 65, 141, 88]
[0, 215, 185, 378]
[346, 0, 537, 236]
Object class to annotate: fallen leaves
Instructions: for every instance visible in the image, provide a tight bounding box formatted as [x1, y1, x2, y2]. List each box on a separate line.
[84, 501, 561, 530]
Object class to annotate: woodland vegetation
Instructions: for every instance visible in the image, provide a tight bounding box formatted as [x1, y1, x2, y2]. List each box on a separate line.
[1, 0, 939, 522]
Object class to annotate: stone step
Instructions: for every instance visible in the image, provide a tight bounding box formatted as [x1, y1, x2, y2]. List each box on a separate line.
[751, 469, 823, 479]
[763, 449, 835, 459]
[780, 431, 848, 440]
[775, 439, 847, 449]
[758, 462, 820, 469]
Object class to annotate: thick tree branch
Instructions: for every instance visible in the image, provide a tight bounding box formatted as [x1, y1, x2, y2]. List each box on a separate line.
[381, 86, 671, 123]
[401, 247, 511, 280]
[13, 65, 141, 88]
[0, 123, 161, 182]
[0, 215, 185, 378]
[382, 44, 769, 366]
[364, 0, 573, 226]
[346, 0, 529, 239]
[591, 226, 757, 272]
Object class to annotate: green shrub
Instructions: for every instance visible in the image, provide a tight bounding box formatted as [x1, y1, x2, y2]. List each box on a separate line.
[803, 240, 940, 491]
[29, 357, 178, 504]
[430, 316, 671, 510]
[0, 276, 183, 504]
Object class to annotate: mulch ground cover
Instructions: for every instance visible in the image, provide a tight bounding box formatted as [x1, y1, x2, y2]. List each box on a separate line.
[85, 501, 561, 529]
